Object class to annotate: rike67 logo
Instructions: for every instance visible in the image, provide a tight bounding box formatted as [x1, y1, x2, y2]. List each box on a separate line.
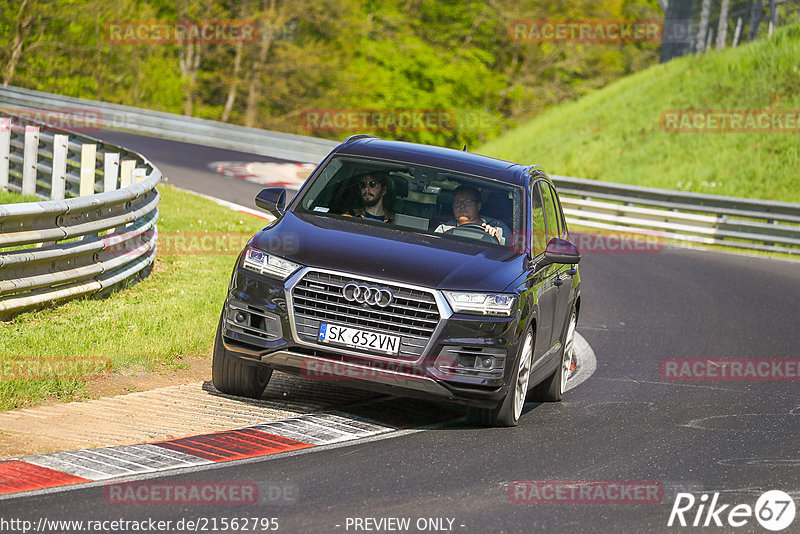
[668, 490, 796, 531]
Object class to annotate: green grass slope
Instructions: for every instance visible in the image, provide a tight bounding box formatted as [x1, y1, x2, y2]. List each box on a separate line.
[0, 191, 40, 204]
[478, 24, 800, 203]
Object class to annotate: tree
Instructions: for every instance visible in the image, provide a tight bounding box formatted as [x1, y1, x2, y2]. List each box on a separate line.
[2, 0, 663, 147]
[1, 0, 45, 86]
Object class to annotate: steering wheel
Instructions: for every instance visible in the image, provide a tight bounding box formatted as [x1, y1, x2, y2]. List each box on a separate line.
[445, 222, 501, 244]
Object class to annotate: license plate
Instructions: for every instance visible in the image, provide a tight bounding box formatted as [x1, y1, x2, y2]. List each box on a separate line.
[318, 323, 400, 355]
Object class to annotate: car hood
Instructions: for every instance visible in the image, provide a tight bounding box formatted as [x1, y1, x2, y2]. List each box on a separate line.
[250, 212, 526, 292]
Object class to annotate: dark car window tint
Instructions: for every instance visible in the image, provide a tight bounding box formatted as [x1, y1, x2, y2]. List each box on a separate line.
[294, 155, 524, 248]
[531, 183, 547, 256]
[546, 183, 564, 238]
[554, 185, 568, 238]
[539, 182, 559, 243]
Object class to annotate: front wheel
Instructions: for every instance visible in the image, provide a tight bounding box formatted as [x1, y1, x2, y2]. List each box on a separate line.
[466, 330, 533, 427]
[530, 309, 576, 402]
[212, 312, 272, 398]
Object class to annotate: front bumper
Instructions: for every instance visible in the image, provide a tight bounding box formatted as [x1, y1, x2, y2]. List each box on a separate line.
[220, 265, 525, 408]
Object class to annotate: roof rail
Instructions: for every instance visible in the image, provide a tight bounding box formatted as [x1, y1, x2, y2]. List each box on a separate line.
[343, 134, 380, 144]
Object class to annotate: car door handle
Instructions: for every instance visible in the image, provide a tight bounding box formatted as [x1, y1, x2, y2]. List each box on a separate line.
[566, 268, 577, 276]
[553, 278, 564, 287]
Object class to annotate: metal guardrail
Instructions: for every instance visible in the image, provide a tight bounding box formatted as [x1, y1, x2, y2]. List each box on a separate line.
[0, 110, 161, 318]
[0, 85, 337, 163]
[551, 175, 800, 255]
[2, 85, 798, 256]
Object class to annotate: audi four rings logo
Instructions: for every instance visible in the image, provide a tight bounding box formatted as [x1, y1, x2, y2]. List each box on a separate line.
[342, 282, 394, 307]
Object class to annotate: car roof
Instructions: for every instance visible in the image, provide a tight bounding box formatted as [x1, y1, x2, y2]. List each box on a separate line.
[333, 136, 534, 187]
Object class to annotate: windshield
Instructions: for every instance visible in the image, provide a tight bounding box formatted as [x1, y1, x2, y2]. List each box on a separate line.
[293, 155, 524, 248]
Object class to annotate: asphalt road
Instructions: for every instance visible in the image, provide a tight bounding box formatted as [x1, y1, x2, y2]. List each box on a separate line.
[94, 129, 288, 206]
[4, 132, 799, 533]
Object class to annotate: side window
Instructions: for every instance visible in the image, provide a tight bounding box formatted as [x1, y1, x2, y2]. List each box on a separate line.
[539, 182, 559, 243]
[552, 185, 568, 238]
[546, 184, 565, 238]
[531, 183, 547, 256]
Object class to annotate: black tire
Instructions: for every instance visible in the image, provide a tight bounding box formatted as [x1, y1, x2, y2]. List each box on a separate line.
[466, 330, 534, 427]
[212, 312, 272, 398]
[530, 308, 576, 402]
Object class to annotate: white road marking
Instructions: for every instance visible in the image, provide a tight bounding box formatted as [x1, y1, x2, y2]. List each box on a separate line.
[566, 332, 596, 392]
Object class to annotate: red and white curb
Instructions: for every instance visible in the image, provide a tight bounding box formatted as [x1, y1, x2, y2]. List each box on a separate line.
[0, 412, 393, 498]
[0, 336, 595, 498]
[210, 161, 315, 188]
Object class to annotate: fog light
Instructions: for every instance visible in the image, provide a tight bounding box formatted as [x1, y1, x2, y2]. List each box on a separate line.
[235, 312, 247, 324]
[434, 347, 506, 379]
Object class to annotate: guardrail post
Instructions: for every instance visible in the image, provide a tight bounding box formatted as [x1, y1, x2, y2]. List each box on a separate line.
[51, 133, 69, 200]
[132, 168, 146, 184]
[22, 125, 39, 196]
[79, 143, 96, 197]
[104, 153, 120, 192]
[120, 159, 135, 188]
[0, 118, 9, 191]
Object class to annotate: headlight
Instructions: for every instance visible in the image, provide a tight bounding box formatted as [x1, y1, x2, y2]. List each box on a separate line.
[242, 246, 301, 279]
[444, 291, 516, 317]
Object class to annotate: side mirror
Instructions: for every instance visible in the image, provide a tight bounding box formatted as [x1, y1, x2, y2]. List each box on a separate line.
[255, 188, 286, 218]
[537, 237, 581, 268]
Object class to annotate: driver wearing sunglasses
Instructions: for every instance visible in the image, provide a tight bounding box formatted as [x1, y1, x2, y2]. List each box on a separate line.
[344, 172, 394, 223]
[434, 185, 510, 244]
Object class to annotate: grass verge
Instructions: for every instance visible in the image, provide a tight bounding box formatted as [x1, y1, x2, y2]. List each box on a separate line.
[477, 24, 800, 203]
[0, 191, 41, 204]
[0, 184, 268, 411]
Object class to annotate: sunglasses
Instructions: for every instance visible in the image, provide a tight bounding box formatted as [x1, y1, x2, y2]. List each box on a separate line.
[359, 180, 381, 189]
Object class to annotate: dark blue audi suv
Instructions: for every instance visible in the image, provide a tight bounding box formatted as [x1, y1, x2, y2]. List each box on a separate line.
[212, 135, 581, 427]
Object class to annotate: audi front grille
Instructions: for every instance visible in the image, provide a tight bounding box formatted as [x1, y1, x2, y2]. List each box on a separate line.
[290, 270, 441, 359]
